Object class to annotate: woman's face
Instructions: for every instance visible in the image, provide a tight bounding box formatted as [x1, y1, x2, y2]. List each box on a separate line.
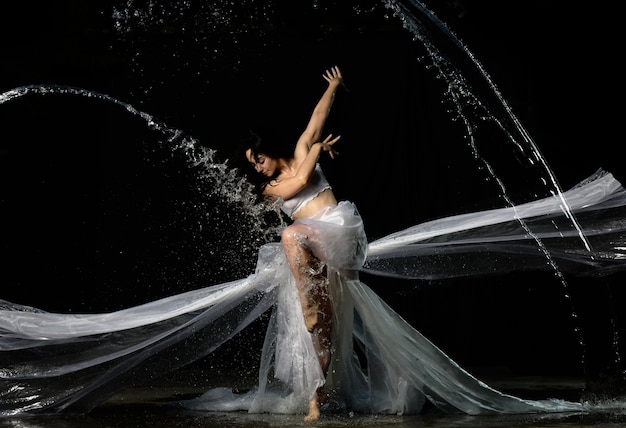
[245, 149, 277, 177]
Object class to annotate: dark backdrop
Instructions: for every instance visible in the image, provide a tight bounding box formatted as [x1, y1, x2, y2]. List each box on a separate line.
[1, 1, 624, 380]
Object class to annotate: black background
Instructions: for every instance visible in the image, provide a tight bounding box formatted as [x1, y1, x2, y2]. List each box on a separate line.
[1, 0, 624, 381]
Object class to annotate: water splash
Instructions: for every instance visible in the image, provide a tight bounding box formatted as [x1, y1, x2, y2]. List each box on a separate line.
[0, 84, 284, 309]
[384, 0, 591, 249]
[2, 84, 283, 231]
[379, 0, 599, 368]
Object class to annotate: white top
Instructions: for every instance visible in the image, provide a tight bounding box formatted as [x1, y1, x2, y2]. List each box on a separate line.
[280, 163, 331, 218]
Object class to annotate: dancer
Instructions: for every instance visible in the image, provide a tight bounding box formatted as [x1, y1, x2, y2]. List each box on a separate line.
[212, 65, 618, 421]
[239, 65, 360, 421]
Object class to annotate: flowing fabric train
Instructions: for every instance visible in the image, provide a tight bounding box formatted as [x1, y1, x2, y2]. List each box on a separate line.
[1, 169, 625, 416]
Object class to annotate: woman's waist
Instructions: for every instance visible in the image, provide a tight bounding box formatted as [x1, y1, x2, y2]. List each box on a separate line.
[294, 200, 364, 229]
[291, 189, 337, 220]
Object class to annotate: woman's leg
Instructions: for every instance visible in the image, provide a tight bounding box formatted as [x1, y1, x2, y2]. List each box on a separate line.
[282, 224, 333, 421]
[281, 224, 332, 335]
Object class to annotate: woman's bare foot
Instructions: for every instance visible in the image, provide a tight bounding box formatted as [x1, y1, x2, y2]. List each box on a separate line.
[304, 388, 327, 423]
[304, 397, 320, 423]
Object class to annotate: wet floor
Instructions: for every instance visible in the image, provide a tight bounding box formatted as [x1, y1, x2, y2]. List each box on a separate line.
[2, 369, 625, 428]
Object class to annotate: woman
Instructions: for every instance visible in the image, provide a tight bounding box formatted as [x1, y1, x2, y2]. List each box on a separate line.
[240, 65, 366, 421]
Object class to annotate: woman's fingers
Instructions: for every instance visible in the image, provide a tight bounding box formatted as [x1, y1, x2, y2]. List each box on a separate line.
[322, 134, 341, 145]
[316, 134, 340, 158]
[320, 134, 340, 159]
[322, 66, 342, 82]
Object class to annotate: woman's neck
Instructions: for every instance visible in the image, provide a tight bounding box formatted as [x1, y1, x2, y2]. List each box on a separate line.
[278, 158, 297, 177]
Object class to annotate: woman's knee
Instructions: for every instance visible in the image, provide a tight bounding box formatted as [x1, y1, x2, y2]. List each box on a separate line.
[281, 224, 309, 248]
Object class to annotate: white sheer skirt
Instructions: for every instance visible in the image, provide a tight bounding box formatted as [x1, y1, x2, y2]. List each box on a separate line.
[181, 201, 582, 415]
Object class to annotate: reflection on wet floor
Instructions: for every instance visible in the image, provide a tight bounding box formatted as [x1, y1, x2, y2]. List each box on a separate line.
[2, 367, 625, 428]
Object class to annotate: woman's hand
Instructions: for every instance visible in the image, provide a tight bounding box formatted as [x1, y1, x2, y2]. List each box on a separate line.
[318, 134, 340, 159]
[322, 66, 343, 88]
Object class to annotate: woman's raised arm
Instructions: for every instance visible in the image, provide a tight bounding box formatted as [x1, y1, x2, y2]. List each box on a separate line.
[294, 66, 343, 161]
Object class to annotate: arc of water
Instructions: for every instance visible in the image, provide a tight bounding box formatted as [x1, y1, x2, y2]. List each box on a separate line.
[381, 0, 598, 368]
[1, 84, 166, 133]
[384, 0, 593, 254]
[0, 84, 284, 243]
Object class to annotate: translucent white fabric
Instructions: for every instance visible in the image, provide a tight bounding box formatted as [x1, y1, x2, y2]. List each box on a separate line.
[364, 169, 626, 279]
[2, 170, 626, 416]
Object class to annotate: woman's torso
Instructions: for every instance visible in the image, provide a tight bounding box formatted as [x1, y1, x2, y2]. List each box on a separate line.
[277, 163, 337, 219]
[292, 188, 337, 220]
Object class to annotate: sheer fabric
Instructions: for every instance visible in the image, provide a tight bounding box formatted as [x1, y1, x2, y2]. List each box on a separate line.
[2, 170, 626, 416]
[364, 169, 626, 279]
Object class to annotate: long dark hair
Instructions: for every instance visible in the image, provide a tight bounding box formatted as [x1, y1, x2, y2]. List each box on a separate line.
[230, 127, 294, 198]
